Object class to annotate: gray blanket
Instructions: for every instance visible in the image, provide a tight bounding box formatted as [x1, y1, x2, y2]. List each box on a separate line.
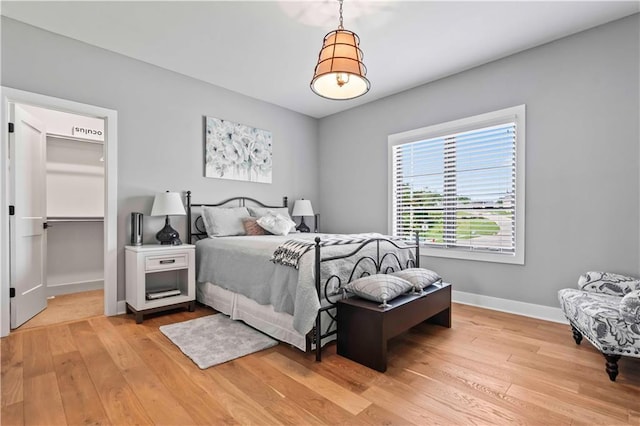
[196, 234, 415, 334]
[271, 233, 387, 269]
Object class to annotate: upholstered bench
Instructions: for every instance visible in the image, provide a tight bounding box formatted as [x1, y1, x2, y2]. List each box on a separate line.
[337, 282, 451, 372]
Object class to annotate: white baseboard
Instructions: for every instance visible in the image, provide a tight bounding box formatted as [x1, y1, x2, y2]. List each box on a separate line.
[46, 279, 103, 297]
[116, 300, 127, 315]
[452, 290, 568, 324]
[115, 291, 566, 324]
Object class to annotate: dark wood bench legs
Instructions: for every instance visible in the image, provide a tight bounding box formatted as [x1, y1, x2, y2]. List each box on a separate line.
[570, 323, 620, 381]
[427, 306, 451, 328]
[337, 309, 388, 371]
[338, 310, 449, 373]
[571, 325, 583, 345]
[604, 354, 621, 382]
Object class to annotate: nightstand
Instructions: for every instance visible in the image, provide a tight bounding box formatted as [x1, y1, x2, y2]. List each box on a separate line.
[125, 244, 196, 324]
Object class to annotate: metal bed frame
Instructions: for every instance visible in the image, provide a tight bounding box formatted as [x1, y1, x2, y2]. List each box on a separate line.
[185, 191, 420, 361]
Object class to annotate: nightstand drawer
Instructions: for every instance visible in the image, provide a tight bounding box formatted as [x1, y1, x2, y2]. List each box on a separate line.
[145, 253, 188, 272]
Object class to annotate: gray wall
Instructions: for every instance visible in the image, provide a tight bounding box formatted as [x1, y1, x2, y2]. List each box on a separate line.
[1, 17, 319, 301]
[3, 14, 638, 310]
[318, 15, 640, 307]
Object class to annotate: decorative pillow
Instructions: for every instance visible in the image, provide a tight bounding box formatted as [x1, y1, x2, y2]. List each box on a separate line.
[248, 206, 290, 219]
[242, 217, 269, 236]
[392, 268, 442, 292]
[248, 206, 296, 232]
[256, 213, 296, 236]
[344, 274, 413, 308]
[620, 290, 640, 324]
[578, 271, 640, 297]
[201, 206, 250, 237]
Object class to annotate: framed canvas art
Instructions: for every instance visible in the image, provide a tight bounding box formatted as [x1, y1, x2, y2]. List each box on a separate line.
[204, 116, 272, 183]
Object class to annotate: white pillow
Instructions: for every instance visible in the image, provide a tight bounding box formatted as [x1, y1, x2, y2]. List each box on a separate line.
[344, 274, 413, 308]
[248, 206, 296, 232]
[248, 206, 289, 218]
[201, 206, 250, 237]
[257, 213, 296, 236]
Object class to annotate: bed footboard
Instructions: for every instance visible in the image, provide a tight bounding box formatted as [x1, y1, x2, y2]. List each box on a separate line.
[312, 232, 420, 361]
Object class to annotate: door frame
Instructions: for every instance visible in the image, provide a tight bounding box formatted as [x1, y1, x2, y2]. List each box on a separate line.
[1, 87, 118, 336]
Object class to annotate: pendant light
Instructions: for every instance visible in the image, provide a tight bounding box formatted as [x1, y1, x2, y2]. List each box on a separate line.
[310, 0, 370, 100]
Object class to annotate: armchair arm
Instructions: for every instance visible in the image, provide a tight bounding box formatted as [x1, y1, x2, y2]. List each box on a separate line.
[620, 290, 640, 324]
[578, 271, 640, 297]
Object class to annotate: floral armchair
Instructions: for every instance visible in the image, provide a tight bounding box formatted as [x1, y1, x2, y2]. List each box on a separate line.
[558, 272, 640, 381]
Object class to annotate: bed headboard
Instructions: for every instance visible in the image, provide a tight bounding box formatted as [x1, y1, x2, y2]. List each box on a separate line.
[185, 191, 288, 243]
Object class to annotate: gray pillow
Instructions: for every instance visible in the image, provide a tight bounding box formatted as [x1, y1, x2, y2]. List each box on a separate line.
[201, 206, 250, 237]
[344, 274, 413, 308]
[392, 268, 442, 292]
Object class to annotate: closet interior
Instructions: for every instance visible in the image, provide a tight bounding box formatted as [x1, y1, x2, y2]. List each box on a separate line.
[22, 104, 105, 308]
[46, 135, 104, 296]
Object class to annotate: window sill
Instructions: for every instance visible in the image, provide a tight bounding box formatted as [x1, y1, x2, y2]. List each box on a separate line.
[420, 246, 524, 265]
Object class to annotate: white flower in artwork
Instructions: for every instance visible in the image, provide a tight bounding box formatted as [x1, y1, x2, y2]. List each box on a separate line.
[213, 159, 229, 178]
[221, 140, 246, 165]
[250, 134, 272, 175]
[205, 117, 272, 183]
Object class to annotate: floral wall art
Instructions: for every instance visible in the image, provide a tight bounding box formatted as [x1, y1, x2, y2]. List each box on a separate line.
[204, 116, 273, 183]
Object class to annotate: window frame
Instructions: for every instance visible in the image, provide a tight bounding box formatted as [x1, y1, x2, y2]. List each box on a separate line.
[387, 105, 525, 265]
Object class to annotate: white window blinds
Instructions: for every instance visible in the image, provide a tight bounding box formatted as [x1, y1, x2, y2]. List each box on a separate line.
[391, 122, 517, 255]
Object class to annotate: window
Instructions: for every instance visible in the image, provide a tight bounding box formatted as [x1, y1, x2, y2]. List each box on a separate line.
[388, 105, 525, 264]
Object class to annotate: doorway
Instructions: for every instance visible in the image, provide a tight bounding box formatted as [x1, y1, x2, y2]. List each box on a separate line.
[16, 104, 105, 329]
[1, 87, 118, 336]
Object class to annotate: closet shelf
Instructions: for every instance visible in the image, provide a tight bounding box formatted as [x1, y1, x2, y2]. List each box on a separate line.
[48, 216, 104, 223]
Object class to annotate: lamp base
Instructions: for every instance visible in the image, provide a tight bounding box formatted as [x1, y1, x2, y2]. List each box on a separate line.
[296, 217, 311, 233]
[156, 216, 182, 245]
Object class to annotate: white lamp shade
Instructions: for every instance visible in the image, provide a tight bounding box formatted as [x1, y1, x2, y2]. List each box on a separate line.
[150, 192, 186, 216]
[292, 199, 314, 217]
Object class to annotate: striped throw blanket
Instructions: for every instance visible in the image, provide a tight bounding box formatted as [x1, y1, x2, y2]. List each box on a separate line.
[271, 233, 391, 269]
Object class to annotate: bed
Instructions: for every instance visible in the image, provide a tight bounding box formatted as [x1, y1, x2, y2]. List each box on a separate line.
[186, 192, 420, 361]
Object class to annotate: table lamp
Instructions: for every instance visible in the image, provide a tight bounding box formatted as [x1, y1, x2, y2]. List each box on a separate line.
[151, 191, 186, 245]
[292, 199, 314, 233]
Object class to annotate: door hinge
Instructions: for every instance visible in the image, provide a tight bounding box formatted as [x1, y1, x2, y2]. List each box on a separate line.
[43, 222, 48, 229]
[9, 205, 14, 216]
[8, 123, 14, 133]
[9, 288, 15, 298]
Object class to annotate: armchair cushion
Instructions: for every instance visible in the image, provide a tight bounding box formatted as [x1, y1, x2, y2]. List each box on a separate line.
[620, 290, 640, 324]
[577, 271, 640, 297]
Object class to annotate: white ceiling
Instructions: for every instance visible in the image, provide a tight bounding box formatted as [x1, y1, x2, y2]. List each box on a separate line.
[2, 1, 638, 118]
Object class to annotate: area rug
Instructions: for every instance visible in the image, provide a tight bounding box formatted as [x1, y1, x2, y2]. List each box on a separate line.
[159, 314, 278, 369]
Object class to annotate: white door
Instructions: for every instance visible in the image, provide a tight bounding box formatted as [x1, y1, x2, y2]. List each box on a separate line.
[9, 104, 47, 328]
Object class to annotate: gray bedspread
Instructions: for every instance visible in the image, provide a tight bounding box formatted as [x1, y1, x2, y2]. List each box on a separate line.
[196, 233, 415, 334]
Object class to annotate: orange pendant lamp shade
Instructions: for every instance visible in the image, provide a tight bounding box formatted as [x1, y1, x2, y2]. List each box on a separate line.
[310, 1, 370, 100]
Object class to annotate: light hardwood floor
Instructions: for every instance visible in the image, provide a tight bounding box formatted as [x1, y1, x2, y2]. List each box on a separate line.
[16, 290, 104, 331]
[2, 303, 639, 425]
